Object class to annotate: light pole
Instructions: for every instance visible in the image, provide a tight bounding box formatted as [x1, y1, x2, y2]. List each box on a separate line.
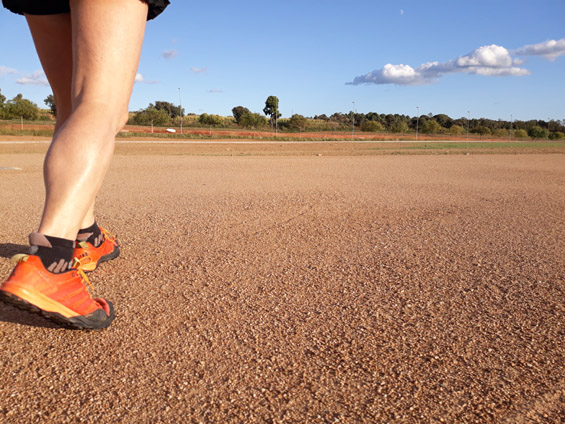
[275, 97, 278, 138]
[509, 114, 512, 141]
[178, 87, 182, 135]
[547, 118, 551, 141]
[416, 106, 419, 141]
[351, 101, 355, 139]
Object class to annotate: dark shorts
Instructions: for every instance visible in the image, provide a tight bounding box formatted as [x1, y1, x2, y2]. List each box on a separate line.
[2, 0, 170, 20]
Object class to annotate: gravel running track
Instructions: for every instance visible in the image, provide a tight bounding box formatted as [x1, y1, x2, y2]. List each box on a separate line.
[0, 148, 563, 423]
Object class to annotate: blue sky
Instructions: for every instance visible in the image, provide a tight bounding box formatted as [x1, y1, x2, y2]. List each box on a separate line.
[1, 0, 564, 121]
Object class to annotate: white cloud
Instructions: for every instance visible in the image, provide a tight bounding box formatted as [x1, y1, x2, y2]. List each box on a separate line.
[0, 65, 17, 76]
[455, 45, 513, 68]
[515, 38, 565, 61]
[191, 67, 208, 74]
[440, 45, 529, 77]
[348, 44, 530, 86]
[162, 49, 178, 59]
[400, 9, 404, 15]
[16, 70, 49, 86]
[135, 73, 158, 84]
[350, 64, 425, 86]
[207, 88, 223, 93]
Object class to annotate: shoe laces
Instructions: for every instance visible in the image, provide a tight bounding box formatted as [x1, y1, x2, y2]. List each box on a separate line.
[73, 258, 95, 292]
[100, 228, 117, 243]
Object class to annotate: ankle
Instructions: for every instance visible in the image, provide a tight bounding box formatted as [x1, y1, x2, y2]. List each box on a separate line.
[29, 232, 74, 274]
[77, 221, 103, 247]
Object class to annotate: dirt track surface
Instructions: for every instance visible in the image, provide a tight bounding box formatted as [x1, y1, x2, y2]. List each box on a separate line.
[0, 148, 563, 423]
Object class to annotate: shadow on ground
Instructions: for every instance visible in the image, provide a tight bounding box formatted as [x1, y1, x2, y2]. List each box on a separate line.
[0, 303, 60, 329]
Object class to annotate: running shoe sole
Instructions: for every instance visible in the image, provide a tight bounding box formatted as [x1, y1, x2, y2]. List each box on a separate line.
[0, 290, 115, 330]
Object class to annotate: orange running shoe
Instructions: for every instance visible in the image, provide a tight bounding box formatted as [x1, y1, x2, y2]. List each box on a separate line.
[0, 254, 115, 330]
[74, 227, 120, 272]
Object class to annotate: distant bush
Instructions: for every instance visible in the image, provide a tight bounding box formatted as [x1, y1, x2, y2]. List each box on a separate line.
[239, 112, 267, 129]
[449, 125, 465, 135]
[528, 126, 549, 139]
[493, 128, 508, 138]
[232, 106, 251, 125]
[514, 129, 528, 138]
[131, 108, 171, 126]
[421, 119, 442, 134]
[549, 131, 564, 140]
[361, 120, 384, 132]
[199, 113, 223, 126]
[2, 94, 40, 120]
[389, 121, 409, 133]
[287, 114, 308, 131]
[472, 126, 491, 137]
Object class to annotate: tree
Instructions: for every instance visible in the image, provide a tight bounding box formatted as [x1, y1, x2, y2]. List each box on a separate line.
[44, 94, 56, 117]
[472, 126, 491, 137]
[199, 113, 223, 126]
[361, 121, 384, 132]
[528, 126, 548, 139]
[288, 114, 307, 131]
[329, 112, 350, 126]
[384, 114, 396, 130]
[449, 125, 465, 135]
[0, 89, 5, 119]
[390, 121, 409, 133]
[263, 95, 281, 128]
[232, 106, 251, 125]
[493, 128, 508, 138]
[239, 112, 267, 129]
[514, 129, 528, 138]
[153, 100, 184, 119]
[549, 131, 564, 140]
[421, 119, 442, 134]
[132, 107, 171, 126]
[3, 94, 40, 120]
[433, 114, 452, 128]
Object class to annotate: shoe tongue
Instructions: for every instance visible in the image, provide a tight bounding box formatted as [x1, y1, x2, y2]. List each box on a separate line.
[29, 232, 53, 248]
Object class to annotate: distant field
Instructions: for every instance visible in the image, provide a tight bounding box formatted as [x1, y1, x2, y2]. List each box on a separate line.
[0, 121, 558, 143]
[0, 137, 564, 157]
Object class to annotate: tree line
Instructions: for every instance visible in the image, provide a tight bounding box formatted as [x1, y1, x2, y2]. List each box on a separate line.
[0, 89, 45, 120]
[126, 94, 565, 139]
[1, 89, 564, 139]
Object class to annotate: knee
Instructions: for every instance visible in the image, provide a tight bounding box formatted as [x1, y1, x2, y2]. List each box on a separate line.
[115, 109, 130, 133]
[74, 101, 129, 135]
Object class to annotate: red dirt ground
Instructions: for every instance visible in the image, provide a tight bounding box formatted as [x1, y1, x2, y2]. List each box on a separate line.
[0, 143, 563, 423]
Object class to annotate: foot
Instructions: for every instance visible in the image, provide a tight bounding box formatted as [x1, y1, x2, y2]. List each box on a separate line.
[74, 227, 120, 272]
[0, 254, 115, 330]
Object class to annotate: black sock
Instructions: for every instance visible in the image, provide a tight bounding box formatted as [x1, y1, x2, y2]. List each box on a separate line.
[77, 221, 103, 247]
[30, 234, 75, 274]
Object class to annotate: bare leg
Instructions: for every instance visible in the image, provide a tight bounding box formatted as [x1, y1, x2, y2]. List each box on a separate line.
[24, 14, 93, 227]
[26, 0, 148, 240]
[24, 14, 73, 134]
